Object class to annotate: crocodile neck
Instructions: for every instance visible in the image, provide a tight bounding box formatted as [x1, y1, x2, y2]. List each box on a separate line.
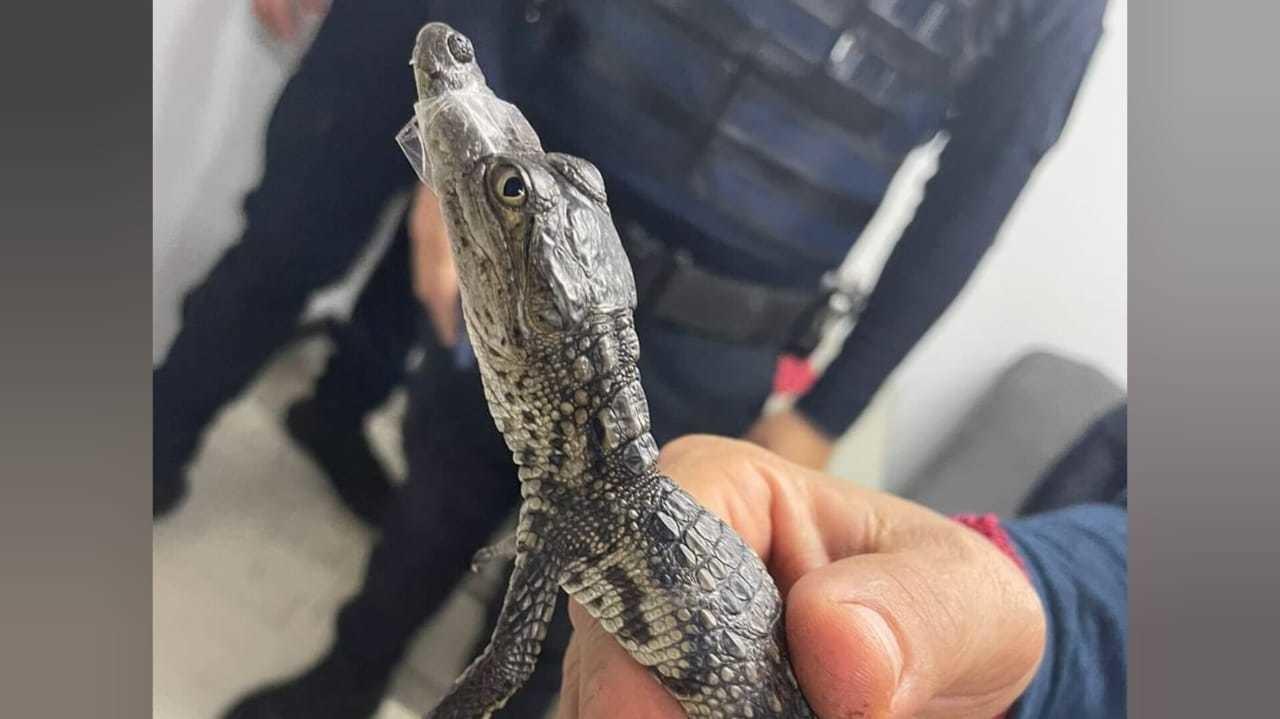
[476, 311, 660, 493]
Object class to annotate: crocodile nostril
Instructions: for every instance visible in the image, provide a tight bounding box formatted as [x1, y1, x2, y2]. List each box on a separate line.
[446, 32, 474, 64]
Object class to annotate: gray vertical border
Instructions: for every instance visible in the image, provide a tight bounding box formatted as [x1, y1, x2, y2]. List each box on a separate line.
[0, 3, 152, 717]
[1131, 2, 1280, 717]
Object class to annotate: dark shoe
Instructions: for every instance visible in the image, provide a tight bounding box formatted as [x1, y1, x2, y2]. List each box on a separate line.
[153, 415, 192, 520]
[222, 650, 389, 719]
[153, 466, 188, 519]
[285, 397, 394, 528]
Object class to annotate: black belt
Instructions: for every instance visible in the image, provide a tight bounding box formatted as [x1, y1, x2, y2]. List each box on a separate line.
[620, 222, 863, 357]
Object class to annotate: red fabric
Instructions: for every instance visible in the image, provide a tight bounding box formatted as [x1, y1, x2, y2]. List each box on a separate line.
[951, 513, 1028, 719]
[952, 513, 1026, 573]
[773, 355, 818, 395]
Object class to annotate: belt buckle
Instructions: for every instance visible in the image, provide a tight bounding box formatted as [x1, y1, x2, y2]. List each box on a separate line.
[784, 272, 862, 357]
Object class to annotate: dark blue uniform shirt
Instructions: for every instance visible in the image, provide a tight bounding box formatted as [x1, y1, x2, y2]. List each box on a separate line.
[448, 0, 1109, 438]
[1007, 503, 1128, 719]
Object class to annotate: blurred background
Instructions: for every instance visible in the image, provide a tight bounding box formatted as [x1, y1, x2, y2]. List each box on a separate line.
[153, 1, 1126, 717]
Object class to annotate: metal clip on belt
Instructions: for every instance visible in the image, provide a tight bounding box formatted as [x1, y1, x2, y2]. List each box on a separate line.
[784, 271, 865, 356]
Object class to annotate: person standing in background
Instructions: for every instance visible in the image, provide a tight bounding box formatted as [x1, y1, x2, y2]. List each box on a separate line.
[153, 0, 428, 524]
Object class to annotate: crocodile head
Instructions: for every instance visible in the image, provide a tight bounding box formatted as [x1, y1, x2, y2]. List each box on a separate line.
[408, 23, 637, 371]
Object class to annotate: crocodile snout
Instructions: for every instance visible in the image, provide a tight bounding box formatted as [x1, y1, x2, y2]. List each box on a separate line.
[412, 22, 484, 98]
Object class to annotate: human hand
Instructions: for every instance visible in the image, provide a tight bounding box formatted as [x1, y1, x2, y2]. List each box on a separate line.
[408, 185, 461, 345]
[558, 436, 1045, 719]
[744, 407, 835, 471]
[251, 0, 329, 43]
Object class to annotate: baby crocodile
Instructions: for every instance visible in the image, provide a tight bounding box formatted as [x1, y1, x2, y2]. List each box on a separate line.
[402, 22, 816, 719]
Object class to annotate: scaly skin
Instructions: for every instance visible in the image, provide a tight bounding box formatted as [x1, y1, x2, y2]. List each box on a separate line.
[404, 23, 816, 719]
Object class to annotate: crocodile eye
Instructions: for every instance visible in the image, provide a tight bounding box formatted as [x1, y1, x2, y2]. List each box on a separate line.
[490, 164, 528, 207]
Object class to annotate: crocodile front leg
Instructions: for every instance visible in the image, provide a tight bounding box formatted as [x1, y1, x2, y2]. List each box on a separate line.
[563, 476, 816, 719]
[428, 512, 560, 719]
[471, 532, 519, 572]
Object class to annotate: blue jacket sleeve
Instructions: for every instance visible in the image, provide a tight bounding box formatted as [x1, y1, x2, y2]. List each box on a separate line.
[795, 0, 1109, 438]
[1004, 503, 1128, 718]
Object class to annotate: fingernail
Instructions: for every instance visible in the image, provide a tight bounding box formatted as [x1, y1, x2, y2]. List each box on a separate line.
[848, 605, 904, 689]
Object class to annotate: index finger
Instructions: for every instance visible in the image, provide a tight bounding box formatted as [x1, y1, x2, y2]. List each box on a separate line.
[563, 600, 685, 718]
[656, 435, 872, 593]
[654, 435, 786, 561]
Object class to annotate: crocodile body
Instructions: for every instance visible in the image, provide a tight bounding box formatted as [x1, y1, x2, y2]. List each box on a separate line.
[403, 23, 816, 719]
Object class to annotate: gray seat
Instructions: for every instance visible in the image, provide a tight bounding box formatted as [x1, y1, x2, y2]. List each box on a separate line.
[901, 350, 1124, 517]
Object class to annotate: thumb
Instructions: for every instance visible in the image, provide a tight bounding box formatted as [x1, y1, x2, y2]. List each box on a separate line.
[785, 542, 1041, 719]
[785, 554, 906, 719]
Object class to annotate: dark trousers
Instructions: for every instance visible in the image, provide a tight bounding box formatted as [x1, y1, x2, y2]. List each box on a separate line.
[309, 223, 417, 424]
[153, 0, 427, 469]
[332, 313, 518, 673]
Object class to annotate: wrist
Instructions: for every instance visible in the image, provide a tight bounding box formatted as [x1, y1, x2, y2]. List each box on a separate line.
[950, 514, 1038, 719]
[952, 513, 1026, 574]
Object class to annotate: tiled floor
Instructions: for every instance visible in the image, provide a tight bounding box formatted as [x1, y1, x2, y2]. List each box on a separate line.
[152, 339, 511, 719]
[152, 339, 887, 719]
